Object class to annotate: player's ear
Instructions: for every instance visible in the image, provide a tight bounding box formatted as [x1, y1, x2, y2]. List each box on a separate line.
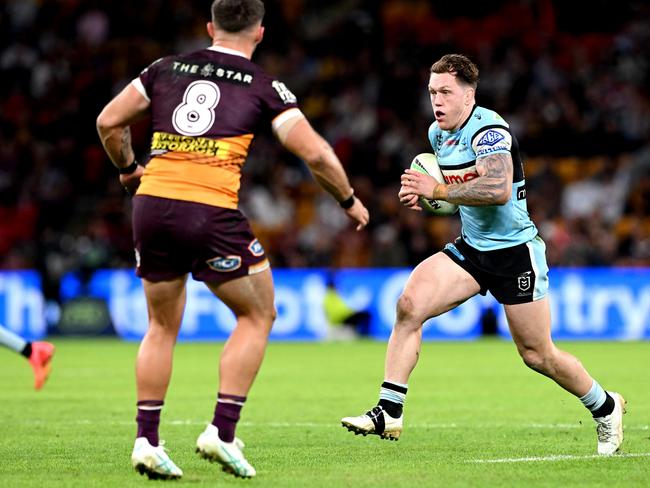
[464, 87, 474, 106]
[254, 25, 264, 44]
[207, 21, 215, 39]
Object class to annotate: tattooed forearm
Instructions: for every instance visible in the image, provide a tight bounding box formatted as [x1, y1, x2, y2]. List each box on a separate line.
[445, 153, 512, 206]
[119, 127, 132, 165]
[98, 125, 134, 169]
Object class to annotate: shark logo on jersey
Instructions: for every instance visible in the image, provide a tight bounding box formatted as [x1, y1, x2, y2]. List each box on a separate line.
[477, 130, 505, 147]
[517, 271, 532, 291]
[207, 255, 242, 272]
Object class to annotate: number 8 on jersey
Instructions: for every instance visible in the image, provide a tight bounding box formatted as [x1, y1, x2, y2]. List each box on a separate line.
[172, 80, 221, 136]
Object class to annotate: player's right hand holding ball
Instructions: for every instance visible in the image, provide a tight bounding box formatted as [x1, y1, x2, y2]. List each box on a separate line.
[398, 182, 422, 210]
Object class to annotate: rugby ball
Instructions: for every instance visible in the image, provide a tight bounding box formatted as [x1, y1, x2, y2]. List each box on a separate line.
[409, 153, 459, 215]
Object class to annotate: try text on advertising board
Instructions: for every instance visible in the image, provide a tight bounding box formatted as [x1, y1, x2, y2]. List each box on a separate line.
[1, 268, 649, 341]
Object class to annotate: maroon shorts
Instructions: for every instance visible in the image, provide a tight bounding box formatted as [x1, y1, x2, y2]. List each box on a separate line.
[132, 195, 269, 283]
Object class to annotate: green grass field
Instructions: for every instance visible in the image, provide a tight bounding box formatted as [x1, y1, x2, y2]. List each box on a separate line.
[1, 339, 648, 487]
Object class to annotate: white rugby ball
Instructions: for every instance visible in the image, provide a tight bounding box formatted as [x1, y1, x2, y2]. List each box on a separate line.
[409, 153, 459, 215]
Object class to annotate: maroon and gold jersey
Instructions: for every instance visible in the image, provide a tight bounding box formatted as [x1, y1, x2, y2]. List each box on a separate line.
[132, 46, 299, 209]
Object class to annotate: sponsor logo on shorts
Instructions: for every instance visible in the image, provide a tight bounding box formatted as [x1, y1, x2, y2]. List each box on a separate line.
[477, 129, 505, 147]
[134, 248, 141, 268]
[248, 239, 265, 257]
[517, 271, 532, 292]
[444, 243, 465, 261]
[207, 255, 242, 272]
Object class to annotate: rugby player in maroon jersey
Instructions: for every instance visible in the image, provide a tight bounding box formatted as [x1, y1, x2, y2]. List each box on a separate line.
[97, 0, 368, 480]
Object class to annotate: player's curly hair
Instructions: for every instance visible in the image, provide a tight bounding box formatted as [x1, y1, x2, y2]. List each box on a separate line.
[430, 54, 479, 88]
[211, 0, 265, 33]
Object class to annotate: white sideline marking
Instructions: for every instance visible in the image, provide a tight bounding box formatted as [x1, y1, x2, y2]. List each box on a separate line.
[12, 419, 650, 431]
[141, 421, 650, 430]
[470, 452, 650, 464]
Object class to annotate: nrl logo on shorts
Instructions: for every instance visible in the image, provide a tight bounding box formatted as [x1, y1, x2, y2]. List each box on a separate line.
[517, 271, 532, 291]
[207, 255, 242, 272]
[248, 239, 264, 257]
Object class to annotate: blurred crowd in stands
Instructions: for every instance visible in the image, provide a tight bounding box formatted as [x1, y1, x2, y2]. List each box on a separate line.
[1, 0, 649, 306]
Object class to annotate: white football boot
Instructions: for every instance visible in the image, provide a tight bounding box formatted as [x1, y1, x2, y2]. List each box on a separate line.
[594, 392, 626, 455]
[196, 424, 256, 478]
[341, 405, 403, 440]
[131, 437, 183, 480]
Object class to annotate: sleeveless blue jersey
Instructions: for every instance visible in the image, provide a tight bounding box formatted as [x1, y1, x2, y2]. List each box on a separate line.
[428, 105, 537, 251]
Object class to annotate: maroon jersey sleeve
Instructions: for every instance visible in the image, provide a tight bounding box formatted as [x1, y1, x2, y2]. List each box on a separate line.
[137, 57, 167, 100]
[257, 73, 300, 125]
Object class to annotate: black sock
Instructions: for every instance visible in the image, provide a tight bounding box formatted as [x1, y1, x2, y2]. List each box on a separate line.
[21, 342, 32, 359]
[378, 381, 408, 418]
[591, 392, 615, 418]
[378, 399, 403, 418]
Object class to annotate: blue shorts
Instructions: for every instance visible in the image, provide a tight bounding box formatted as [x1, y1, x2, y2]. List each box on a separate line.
[442, 235, 549, 305]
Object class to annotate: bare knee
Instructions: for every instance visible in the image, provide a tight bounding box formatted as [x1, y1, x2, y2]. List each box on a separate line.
[395, 293, 424, 331]
[146, 319, 181, 341]
[518, 346, 558, 376]
[244, 306, 276, 333]
[519, 348, 544, 372]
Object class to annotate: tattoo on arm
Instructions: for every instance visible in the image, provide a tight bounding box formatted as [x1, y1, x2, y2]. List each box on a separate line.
[119, 127, 132, 165]
[445, 153, 512, 206]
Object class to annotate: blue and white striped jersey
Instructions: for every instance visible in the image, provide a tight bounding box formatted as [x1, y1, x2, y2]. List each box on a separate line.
[428, 105, 537, 251]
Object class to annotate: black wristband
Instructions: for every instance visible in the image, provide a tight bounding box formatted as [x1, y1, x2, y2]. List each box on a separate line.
[339, 194, 355, 209]
[118, 161, 138, 174]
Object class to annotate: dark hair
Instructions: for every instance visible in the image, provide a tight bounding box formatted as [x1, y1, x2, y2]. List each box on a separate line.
[211, 0, 265, 33]
[430, 54, 479, 88]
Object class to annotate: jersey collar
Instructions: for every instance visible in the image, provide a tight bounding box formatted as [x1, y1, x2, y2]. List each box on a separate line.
[456, 104, 477, 132]
[207, 45, 248, 58]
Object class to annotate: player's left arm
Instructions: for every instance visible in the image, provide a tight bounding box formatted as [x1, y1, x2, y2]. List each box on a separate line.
[441, 152, 513, 206]
[280, 117, 369, 230]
